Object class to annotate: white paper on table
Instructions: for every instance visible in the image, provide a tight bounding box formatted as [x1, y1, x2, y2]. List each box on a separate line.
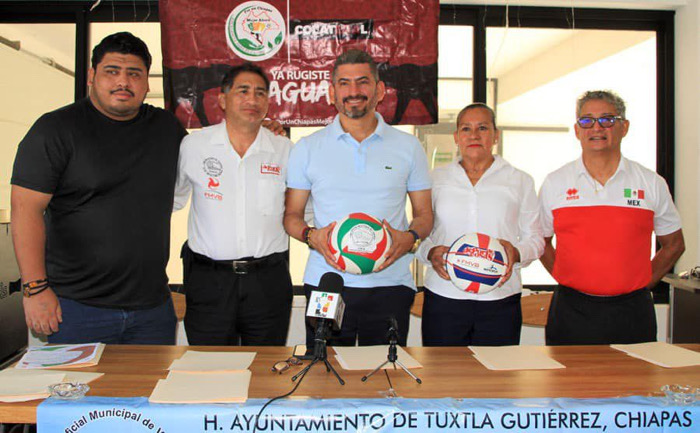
[611, 342, 700, 368]
[15, 343, 105, 369]
[333, 346, 422, 371]
[168, 351, 256, 372]
[0, 371, 65, 402]
[0, 369, 103, 384]
[469, 345, 565, 370]
[149, 370, 251, 404]
[59, 371, 105, 384]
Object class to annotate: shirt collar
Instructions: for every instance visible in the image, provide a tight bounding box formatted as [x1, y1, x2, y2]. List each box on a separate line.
[489, 154, 506, 173]
[210, 122, 229, 147]
[330, 112, 387, 142]
[451, 154, 506, 179]
[575, 155, 627, 180]
[209, 121, 273, 154]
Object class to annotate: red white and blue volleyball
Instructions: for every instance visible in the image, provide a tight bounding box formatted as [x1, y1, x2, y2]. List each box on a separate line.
[328, 213, 392, 275]
[445, 233, 508, 294]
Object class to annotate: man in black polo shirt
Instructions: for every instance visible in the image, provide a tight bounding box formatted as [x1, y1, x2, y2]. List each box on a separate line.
[11, 32, 186, 344]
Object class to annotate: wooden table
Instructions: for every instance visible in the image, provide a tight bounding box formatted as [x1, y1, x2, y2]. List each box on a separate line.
[2, 344, 699, 424]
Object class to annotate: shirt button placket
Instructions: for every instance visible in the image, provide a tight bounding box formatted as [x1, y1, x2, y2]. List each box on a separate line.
[236, 160, 246, 256]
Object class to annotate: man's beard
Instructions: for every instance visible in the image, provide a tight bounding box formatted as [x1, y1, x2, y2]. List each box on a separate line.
[336, 94, 376, 119]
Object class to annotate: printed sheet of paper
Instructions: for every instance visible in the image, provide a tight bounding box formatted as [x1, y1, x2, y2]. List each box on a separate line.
[168, 351, 256, 372]
[15, 343, 105, 369]
[149, 370, 251, 404]
[470, 346, 565, 370]
[0, 370, 65, 402]
[611, 342, 700, 368]
[333, 346, 422, 370]
[1, 369, 103, 384]
[0, 368, 104, 402]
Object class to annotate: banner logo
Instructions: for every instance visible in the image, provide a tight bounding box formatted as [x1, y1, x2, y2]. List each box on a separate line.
[290, 20, 374, 40]
[226, 1, 286, 61]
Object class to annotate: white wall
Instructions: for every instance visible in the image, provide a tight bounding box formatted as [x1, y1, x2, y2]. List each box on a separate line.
[0, 42, 73, 210]
[674, 0, 700, 272]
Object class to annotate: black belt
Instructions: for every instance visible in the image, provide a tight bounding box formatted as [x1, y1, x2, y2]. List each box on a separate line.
[190, 250, 286, 275]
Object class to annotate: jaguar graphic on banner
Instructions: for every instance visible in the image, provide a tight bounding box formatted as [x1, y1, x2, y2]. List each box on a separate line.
[160, 0, 438, 128]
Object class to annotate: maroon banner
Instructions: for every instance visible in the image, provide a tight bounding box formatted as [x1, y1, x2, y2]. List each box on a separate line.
[160, 0, 438, 128]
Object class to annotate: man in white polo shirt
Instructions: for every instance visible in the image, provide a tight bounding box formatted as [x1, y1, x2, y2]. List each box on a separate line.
[174, 63, 293, 346]
[539, 90, 685, 345]
[284, 49, 433, 348]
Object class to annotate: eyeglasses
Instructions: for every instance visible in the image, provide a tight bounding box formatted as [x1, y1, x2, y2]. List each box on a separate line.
[576, 116, 625, 129]
[271, 357, 302, 374]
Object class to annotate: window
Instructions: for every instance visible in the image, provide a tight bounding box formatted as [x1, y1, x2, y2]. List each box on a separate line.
[486, 27, 657, 285]
[435, 5, 673, 294]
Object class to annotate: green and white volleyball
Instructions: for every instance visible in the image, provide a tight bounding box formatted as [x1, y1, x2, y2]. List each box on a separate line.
[328, 213, 392, 275]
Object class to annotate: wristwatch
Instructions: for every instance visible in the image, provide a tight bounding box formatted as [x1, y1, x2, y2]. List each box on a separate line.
[408, 229, 421, 253]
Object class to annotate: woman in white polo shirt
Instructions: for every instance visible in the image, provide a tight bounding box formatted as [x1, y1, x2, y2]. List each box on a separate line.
[416, 103, 544, 346]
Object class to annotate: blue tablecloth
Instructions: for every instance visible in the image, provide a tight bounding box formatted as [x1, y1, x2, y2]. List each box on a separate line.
[38, 395, 699, 433]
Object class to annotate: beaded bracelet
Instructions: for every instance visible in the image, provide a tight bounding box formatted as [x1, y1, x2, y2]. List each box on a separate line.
[302, 226, 316, 249]
[22, 279, 51, 298]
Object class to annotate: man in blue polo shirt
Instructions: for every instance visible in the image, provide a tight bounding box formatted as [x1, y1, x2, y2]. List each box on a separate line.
[284, 49, 433, 347]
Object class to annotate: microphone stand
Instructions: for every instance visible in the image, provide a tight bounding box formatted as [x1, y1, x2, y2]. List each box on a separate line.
[292, 321, 345, 385]
[361, 325, 422, 384]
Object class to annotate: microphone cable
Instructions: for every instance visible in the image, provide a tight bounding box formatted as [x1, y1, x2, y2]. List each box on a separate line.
[251, 366, 309, 433]
[384, 370, 397, 398]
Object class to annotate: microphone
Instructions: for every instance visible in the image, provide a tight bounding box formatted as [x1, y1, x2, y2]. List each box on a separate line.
[306, 272, 345, 331]
[362, 315, 421, 384]
[291, 272, 347, 385]
[386, 316, 400, 344]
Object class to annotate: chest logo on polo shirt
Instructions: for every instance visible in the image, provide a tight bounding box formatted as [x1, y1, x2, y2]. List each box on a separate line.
[203, 176, 223, 201]
[203, 157, 223, 177]
[566, 188, 580, 201]
[624, 188, 645, 207]
[260, 163, 281, 175]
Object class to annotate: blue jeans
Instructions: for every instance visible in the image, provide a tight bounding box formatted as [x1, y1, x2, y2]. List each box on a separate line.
[48, 297, 177, 345]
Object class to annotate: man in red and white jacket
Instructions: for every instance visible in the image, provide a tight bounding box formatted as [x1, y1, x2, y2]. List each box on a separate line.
[539, 90, 685, 345]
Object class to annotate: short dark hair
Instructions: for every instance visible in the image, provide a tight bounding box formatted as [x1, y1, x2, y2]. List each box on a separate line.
[456, 103, 497, 129]
[91, 32, 152, 71]
[332, 49, 379, 83]
[221, 63, 270, 93]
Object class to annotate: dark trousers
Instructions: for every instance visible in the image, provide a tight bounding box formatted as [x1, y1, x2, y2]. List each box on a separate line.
[421, 289, 522, 346]
[48, 296, 176, 345]
[545, 285, 657, 346]
[182, 244, 293, 346]
[304, 284, 415, 348]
